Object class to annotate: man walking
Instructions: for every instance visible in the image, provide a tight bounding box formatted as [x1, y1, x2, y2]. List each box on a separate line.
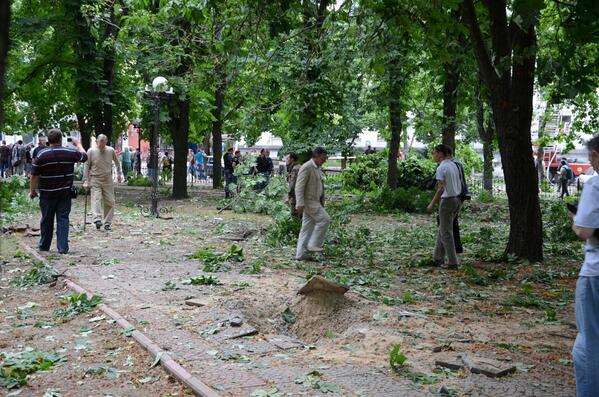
[286, 153, 301, 218]
[11, 139, 26, 176]
[295, 147, 330, 260]
[223, 147, 235, 198]
[83, 134, 123, 231]
[29, 130, 87, 254]
[0, 140, 10, 178]
[195, 146, 207, 180]
[32, 135, 48, 160]
[570, 135, 599, 397]
[558, 159, 573, 199]
[426, 144, 463, 269]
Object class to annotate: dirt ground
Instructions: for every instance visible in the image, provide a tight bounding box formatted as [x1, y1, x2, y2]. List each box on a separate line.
[0, 235, 189, 397]
[3, 187, 579, 396]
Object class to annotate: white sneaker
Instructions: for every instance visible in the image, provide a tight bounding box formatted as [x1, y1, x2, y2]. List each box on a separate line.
[307, 246, 324, 252]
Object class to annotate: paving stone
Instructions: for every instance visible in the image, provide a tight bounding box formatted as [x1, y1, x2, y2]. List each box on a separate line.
[185, 298, 210, 307]
[266, 334, 305, 350]
[435, 352, 516, 378]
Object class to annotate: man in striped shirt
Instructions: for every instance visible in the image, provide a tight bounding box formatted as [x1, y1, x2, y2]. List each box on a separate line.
[29, 129, 88, 254]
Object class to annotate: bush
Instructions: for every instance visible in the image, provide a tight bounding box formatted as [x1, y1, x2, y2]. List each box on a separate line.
[543, 199, 578, 243]
[126, 173, 152, 187]
[396, 156, 437, 189]
[0, 176, 32, 215]
[341, 152, 387, 191]
[265, 215, 302, 247]
[373, 186, 434, 213]
[340, 152, 437, 192]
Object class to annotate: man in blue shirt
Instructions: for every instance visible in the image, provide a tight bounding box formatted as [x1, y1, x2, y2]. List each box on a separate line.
[195, 146, 206, 180]
[571, 135, 599, 397]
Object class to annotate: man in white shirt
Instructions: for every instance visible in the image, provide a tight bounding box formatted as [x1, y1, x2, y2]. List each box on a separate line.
[571, 135, 599, 397]
[426, 144, 463, 268]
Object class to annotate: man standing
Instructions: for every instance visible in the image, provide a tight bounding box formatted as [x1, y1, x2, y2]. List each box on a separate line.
[0, 140, 10, 177]
[571, 135, 599, 397]
[29, 130, 87, 254]
[83, 134, 123, 231]
[11, 139, 25, 175]
[558, 159, 573, 199]
[295, 147, 330, 260]
[286, 153, 301, 218]
[223, 147, 235, 198]
[426, 144, 463, 269]
[32, 135, 48, 160]
[195, 146, 207, 180]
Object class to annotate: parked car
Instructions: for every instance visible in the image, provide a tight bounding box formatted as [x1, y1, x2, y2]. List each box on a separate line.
[579, 167, 597, 186]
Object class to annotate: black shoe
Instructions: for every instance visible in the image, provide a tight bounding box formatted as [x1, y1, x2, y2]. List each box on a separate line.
[95, 221, 102, 230]
[59, 250, 68, 255]
[104, 224, 111, 231]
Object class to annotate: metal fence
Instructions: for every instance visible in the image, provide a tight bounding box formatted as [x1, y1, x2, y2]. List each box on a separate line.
[468, 175, 583, 201]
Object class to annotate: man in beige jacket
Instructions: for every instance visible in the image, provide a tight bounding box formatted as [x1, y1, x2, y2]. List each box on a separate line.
[83, 135, 122, 231]
[295, 147, 330, 260]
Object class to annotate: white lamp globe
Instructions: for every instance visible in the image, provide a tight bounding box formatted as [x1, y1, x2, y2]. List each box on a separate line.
[152, 76, 168, 92]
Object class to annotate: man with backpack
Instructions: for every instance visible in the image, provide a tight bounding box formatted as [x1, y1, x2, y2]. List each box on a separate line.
[558, 159, 574, 199]
[426, 144, 465, 269]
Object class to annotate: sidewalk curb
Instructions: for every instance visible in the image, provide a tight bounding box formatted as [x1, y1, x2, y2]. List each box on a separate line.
[21, 243, 221, 397]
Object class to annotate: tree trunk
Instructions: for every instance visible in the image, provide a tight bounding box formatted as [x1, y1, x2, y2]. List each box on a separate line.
[211, 72, 226, 189]
[77, 113, 92, 150]
[442, 62, 459, 150]
[387, 72, 402, 189]
[536, 104, 551, 181]
[461, 0, 543, 261]
[0, 0, 10, 129]
[482, 128, 494, 191]
[475, 79, 493, 192]
[101, 1, 116, 145]
[203, 132, 211, 155]
[170, 98, 190, 199]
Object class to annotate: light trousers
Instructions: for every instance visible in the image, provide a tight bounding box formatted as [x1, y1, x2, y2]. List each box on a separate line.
[573, 276, 599, 397]
[91, 178, 115, 225]
[295, 205, 330, 259]
[433, 197, 461, 265]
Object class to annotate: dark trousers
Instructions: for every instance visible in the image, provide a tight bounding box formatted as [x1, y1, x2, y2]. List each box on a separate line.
[0, 160, 9, 177]
[39, 196, 72, 253]
[560, 179, 569, 199]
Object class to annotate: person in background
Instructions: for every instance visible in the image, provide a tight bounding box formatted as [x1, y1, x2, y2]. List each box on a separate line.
[160, 151, 173, 183]
[29, 130, 87, 254]
[570, 135, 599, 397]
[24, 144, 33, 176]
[11, 140, 26, 176]
[255, 149, 272, 191]
[121, 147, 131, 181]
[0, 140, 10, 178]
[83, 134, 123, 231]
[558, 159, 573, 199]
[286, 153, 301, 218]
[295, 147, 330, 260]
[365, 145, 376, 155]
[195, 146, 207, 180]
[426, 144, 463, 269]
[131, 148, 141, 175]
[187, 148, 196, 183]
[223, 147, 235, 198]
[32, 135, 48, 160]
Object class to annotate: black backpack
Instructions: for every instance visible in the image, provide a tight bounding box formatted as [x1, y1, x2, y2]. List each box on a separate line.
[452, 160, 471, 202]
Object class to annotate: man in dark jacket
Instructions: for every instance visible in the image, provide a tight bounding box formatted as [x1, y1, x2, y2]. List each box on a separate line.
[29, 129, 88, 254]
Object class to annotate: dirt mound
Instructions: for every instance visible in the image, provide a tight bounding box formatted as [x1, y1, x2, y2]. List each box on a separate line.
[288, 291, 363, 343]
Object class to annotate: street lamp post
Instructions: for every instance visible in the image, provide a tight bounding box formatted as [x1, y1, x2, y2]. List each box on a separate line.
[145, 76, 174, 218]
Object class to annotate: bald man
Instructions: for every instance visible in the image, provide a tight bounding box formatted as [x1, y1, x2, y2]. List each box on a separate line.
[83, 135, 122, 231]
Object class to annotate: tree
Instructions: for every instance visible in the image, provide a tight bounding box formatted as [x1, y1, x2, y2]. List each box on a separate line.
[0, 0, 9, 129]
[461, 0, 543, 261]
